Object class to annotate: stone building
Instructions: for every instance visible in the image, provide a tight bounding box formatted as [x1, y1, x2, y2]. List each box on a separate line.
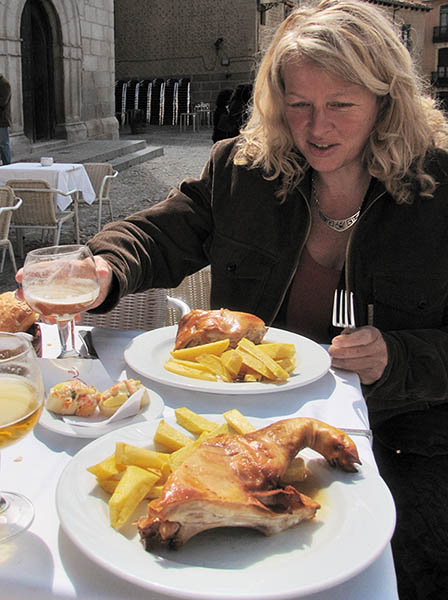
[0, 0, 434, 162]
[0, 0, 118, 160]
[423, 0, 448, 109]
[114, 0, 430, 109]
[114, 0, 298, 107]
[364, 1, 430, 72]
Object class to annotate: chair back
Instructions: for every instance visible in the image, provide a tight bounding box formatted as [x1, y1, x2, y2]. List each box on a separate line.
[0, 186, 17, 240]
[83, 163, 114, 199]
[7, 179, 57, 225]
[166, 266, 211, 325]
[79, 288, 169, 330]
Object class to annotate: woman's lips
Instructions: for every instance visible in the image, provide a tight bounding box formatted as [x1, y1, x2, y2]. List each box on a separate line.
[308, 141, 338, 156]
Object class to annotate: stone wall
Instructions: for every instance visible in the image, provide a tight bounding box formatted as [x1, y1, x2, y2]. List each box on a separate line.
[78, 0, 118, 139]
[0, 0, 118, 158]
[114, 0, 257, 106]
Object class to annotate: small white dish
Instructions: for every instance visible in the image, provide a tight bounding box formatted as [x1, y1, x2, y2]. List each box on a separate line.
[62, 388, 148, 428]
[39, 388, 164, 438]
[37, 357, 164, 438]
[40, 156, 54, 166]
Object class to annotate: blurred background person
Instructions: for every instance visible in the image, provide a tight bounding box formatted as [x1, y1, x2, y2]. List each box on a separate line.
[212, 88, 233, 143]
[0, 73, 11, 165]
[226, 83, 253, 138]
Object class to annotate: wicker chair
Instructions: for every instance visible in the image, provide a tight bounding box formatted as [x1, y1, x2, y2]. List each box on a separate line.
[166, 266, 211, 325]
[0, 186, 22, 273]
[7, 179, 79, 257]
[79, 288, 189, 331]
[83, 163, 118, 232]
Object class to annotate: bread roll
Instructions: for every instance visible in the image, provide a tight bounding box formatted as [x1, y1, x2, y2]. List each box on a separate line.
[0, 291, 38, 333]
[99, 379, 149, 417]
[46, 380, 100, 417]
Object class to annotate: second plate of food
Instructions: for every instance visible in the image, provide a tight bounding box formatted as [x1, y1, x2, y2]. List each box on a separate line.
[56, 415, 396, 600]
[124, 326, 331, 394]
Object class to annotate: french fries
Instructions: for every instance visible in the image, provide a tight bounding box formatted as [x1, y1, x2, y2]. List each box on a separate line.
[164, 337, 298, 384]
[153, 419, 195, 451]
[109, 466, 160, 529]
[174, 407, 218, 434]
[86, 408, 309, 531]
[223, 409, 256, 434]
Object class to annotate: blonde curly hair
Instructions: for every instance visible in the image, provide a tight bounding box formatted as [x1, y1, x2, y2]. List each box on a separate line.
[235, 0, 448, 204]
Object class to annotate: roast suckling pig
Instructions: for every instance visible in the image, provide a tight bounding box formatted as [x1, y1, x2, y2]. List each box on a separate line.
[137, 417, 360, 550]
[174, 308, 268, 350]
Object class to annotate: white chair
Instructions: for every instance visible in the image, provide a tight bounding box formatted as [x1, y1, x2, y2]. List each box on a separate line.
[83, 163, 118, 231]
[0, 186, 22, 273]
[7, 179, 79, 257]
[79, 288, 189, 331]
[166, 266, 211, 325]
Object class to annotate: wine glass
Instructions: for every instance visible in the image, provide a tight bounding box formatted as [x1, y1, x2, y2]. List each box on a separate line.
[0, 332, 44, 542]
[22, 245, 100, 358]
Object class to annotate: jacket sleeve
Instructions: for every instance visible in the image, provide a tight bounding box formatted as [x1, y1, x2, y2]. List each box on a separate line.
[364, 326, 448, 419]
[86, 142, 234, 310]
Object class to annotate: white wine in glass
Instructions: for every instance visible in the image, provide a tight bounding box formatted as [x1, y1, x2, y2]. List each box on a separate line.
[0, 332, 44, 542]
[22, 245, 100, 358]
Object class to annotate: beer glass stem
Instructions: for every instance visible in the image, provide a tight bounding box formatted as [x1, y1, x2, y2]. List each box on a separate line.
[57, 318, 78, 358]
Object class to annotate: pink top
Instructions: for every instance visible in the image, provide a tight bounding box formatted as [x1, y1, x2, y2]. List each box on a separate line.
[286, 246, 341, 343]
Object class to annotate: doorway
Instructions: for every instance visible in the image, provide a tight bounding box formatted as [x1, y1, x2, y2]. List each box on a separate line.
[20, 0, 63, 142]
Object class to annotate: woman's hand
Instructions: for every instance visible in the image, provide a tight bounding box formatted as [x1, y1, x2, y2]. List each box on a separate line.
[15, 254, 113, 313]
[89, 255, 113, 309]
[328, 326, 388, 385]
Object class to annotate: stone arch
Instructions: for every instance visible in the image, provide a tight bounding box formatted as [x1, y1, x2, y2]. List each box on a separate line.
[0, 0, 85, 153]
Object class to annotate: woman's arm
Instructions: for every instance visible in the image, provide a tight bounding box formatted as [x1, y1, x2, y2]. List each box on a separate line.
[85, 144, 227, 311]
[330, 326, 448, 415]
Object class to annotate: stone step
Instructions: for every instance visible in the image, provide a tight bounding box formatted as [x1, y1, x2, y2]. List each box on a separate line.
[13, 139, 163, 170]
[110, 145, 164, 171]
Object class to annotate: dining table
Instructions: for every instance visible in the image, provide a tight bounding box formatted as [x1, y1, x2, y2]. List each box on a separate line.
[1, 324, 399, 600]
[0, 162, 96, 211]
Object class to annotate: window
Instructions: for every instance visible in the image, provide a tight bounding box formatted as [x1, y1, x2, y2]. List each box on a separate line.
[440, 4, 448, 28]
[401, 24, 411, 52]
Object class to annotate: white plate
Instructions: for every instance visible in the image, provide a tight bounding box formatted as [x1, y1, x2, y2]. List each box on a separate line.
[56, 416, 396, 599]
[124, 326, 331, 394]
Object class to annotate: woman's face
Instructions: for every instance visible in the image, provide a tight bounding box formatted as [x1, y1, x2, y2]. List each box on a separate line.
[283, 59, 379, 178]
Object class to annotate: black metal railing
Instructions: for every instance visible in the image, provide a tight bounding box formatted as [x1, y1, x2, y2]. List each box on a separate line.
[433, 26, 448, 43]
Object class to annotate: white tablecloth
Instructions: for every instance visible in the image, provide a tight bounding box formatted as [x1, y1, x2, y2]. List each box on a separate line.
[0, 162, 95, 210]
[1, 326, 398, 600]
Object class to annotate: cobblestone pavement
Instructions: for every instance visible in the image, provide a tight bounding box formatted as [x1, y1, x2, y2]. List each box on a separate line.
[0, 125, 213, 293]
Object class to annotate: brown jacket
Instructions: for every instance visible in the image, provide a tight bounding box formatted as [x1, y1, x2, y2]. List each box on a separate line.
[88, 138, 448, 426]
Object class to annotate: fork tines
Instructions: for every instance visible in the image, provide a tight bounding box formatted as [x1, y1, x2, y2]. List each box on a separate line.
[332, 289, 356, 330]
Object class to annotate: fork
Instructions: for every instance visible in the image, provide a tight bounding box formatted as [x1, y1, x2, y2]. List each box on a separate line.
[78, 330, 99, 359]
[332, 289, 356, 332]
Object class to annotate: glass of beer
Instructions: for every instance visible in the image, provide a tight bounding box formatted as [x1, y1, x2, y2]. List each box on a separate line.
[0, 332, 44, 542]
[22, 245, 100, 358]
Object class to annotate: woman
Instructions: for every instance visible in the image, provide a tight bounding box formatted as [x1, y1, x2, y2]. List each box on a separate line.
[54, 2, 448, 596]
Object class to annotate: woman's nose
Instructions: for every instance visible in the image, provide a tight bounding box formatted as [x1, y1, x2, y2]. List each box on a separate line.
[309, 107, 332, 136]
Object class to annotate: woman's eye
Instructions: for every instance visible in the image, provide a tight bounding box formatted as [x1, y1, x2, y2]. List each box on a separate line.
[330, 102, 354, 108]
[288, 102, 310, 108]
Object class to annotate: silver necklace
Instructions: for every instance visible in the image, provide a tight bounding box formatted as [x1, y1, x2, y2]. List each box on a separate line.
[312, 175, 361, 232]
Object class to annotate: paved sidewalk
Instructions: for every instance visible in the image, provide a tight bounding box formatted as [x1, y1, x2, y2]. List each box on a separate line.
[0, 125, 214, 292]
